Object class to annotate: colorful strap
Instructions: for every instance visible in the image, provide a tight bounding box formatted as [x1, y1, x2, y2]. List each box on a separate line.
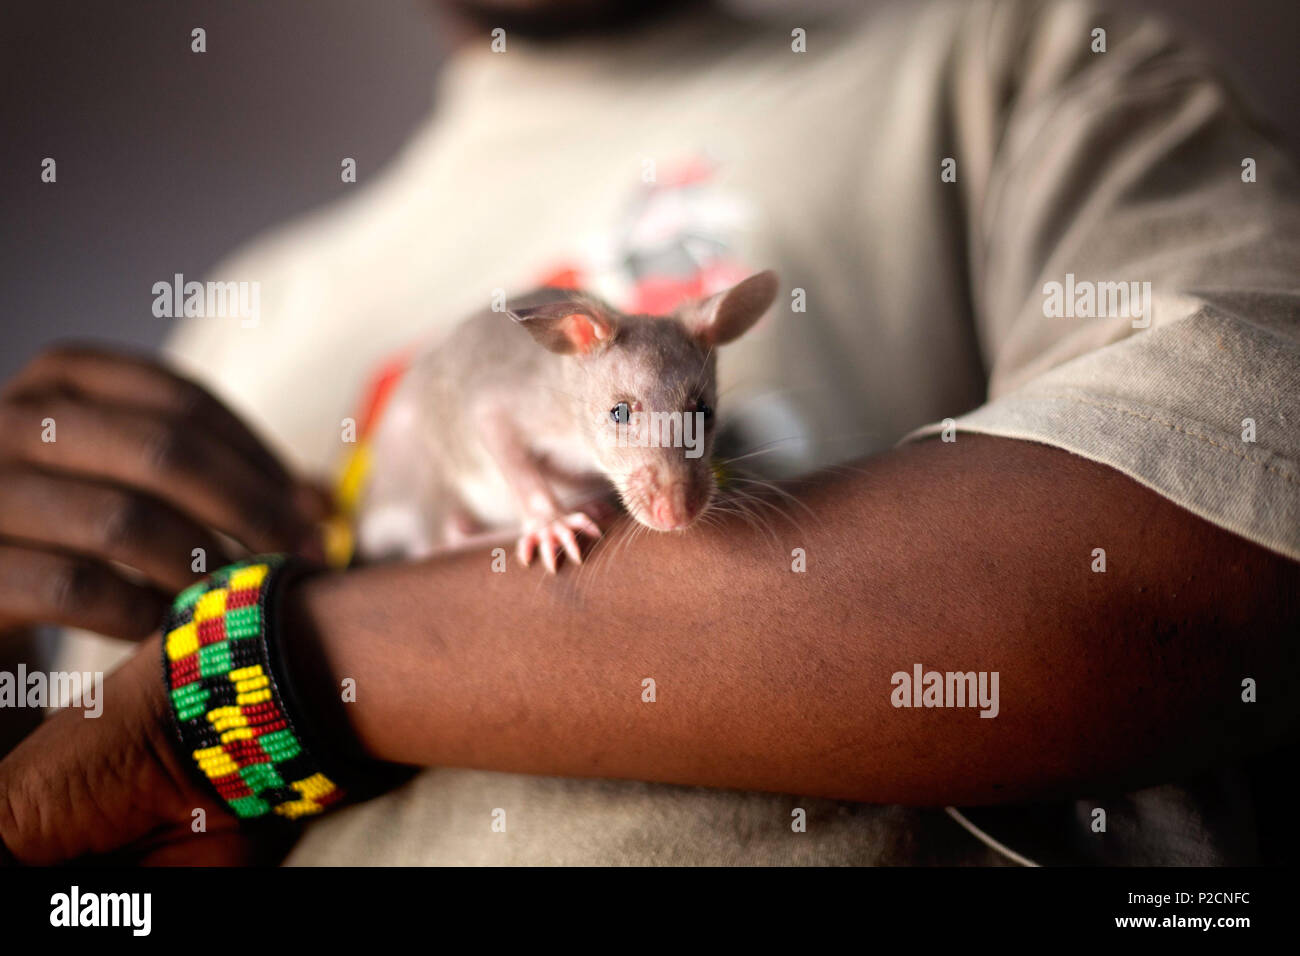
[161, 556, 344, 820]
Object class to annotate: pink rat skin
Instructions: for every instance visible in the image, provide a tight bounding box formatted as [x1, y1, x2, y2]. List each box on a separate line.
[356, 270, 779, 572]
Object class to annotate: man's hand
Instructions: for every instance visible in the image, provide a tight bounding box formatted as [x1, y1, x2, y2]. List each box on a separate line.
[0, 634, 280, 865]
[0, 346, 327, 639]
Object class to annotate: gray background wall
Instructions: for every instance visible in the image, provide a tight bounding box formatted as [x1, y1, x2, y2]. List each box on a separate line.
[2, 0, 1296, 384]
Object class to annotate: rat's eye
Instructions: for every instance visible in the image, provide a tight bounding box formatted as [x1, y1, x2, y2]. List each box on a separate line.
[610, 402, 630, 424]
[695, 400, 714, 421]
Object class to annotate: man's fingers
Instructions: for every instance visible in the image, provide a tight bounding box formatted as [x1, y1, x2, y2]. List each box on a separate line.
[4, 345, 324, 518]
[294, 480, 335, 522]
[0, 394, 318, 554]
[0, 467, 232, 594]
[0, 543, 167, 640]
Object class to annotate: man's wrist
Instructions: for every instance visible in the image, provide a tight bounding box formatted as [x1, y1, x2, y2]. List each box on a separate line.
[131, 633, 233, 822]
[277, 569, 365, 762]
[160, 558, 368, 820]
[277, 567, 416, 793]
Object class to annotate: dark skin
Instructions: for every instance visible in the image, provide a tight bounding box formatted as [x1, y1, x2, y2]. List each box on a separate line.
[0, 346, 327, 862]
[0, 352, 1296, 863]
[0, 346, 327, 641]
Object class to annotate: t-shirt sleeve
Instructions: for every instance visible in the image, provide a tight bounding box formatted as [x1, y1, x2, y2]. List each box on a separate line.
[906, 0, 1300, 560]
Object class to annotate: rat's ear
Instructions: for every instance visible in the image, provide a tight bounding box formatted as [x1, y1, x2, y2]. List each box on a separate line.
[681, 270, 779, 347]
[508, 300, 617, 355]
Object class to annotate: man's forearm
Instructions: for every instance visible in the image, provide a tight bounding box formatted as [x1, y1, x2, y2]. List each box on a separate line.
[282, 436, 1300, 805]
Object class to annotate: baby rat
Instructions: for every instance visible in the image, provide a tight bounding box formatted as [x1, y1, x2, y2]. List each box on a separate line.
[356, 269, 779, 571]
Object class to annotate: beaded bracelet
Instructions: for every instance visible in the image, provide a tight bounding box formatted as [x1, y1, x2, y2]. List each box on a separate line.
[161, 556, 345, 821]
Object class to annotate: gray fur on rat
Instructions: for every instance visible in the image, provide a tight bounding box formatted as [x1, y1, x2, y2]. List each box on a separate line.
[357, 270, 778, 569]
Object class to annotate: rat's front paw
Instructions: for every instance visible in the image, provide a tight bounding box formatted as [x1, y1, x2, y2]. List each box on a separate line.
[516, 511, 603, 573]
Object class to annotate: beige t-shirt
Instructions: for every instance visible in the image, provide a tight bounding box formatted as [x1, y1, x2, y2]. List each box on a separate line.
[157, 0, 1297, 864]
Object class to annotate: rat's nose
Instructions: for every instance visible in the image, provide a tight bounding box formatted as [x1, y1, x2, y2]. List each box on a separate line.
[652, 484, 691, 530]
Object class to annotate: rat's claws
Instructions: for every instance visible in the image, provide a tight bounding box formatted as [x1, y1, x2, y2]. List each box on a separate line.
[516, 511, 603, 572]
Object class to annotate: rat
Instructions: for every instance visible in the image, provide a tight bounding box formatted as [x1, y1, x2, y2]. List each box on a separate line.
[355, 269, 779, 571]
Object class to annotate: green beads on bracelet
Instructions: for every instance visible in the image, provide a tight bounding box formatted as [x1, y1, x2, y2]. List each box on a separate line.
[162, 557, 344, 820]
